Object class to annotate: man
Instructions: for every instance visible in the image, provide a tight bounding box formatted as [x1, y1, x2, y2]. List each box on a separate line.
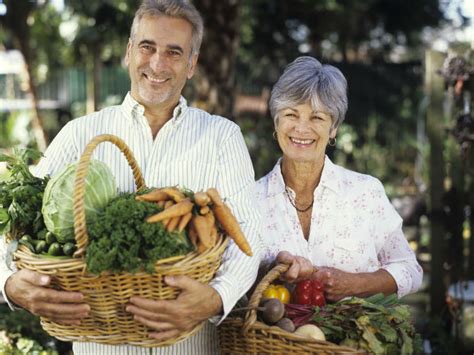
[0, 0, 262, 353]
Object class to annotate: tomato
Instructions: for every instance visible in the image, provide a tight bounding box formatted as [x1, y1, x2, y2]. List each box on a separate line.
[263, 287, 280, 300]
[263, 285, 291, 304]
[311, 280, 324, 292]
[293, 279, 326, 307]
[311, 291, 326, 307]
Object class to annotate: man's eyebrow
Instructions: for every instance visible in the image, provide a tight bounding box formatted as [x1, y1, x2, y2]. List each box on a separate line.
[167, 44, 184, 54]
[138, 39, 156, 46]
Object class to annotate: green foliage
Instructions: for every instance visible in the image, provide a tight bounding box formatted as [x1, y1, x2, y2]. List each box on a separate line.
[0, 148, 49, 239]
[86, 192, 193, 274]
[0, 304, 63, 354]
[312, 294, 422, 354]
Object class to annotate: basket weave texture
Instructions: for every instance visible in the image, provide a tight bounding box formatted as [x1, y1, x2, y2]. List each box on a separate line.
[13, 134, 228, 347]
[218, 264, 366, 354]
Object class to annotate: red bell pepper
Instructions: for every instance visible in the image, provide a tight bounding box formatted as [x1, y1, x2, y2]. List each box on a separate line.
[293, 279, 326, 307]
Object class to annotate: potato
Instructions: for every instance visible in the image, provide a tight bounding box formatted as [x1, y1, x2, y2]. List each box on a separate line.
[294, 324, 326, 341]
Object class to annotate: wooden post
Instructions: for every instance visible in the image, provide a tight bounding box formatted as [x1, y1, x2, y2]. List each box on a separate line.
[425, 50, 447, 316]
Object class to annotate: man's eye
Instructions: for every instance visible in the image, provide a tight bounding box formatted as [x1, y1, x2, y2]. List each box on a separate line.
[168, 50, 181, 56]
[140, 45, 153, 52]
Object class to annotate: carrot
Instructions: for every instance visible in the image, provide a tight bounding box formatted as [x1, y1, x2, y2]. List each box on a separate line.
[146, 198, 193, 223]
[160, 187, 185, 202]
[199, 206, 210, 215]
[192, 215, 213, 248]
[212, 203, 253, 256]
[157, 200, 166, 208]
[206, 188, 224, 207]
[205, 211, 217, 247]
[166, 216, 180, 232]
[136, 189, 169, 202]
[178, 212, 193, 232]
[194, 192, 211, 207]
[188, 221, 198, 248]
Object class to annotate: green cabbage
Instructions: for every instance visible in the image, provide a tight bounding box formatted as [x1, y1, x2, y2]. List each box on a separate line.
[42, 160, 117, 243]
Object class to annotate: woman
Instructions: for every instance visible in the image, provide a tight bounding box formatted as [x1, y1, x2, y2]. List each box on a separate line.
[256, 56, 422, 301]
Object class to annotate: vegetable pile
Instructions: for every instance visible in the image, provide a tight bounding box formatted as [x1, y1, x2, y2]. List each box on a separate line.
[0, 149, 49, 240]
[42, 160, 117, 243]
[140, 187, 252, 256]
[86, 192, 192, 274]
[285, 293, 422, 353]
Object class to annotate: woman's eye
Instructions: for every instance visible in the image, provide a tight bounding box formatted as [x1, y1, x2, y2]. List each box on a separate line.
[284, 113, 296, 117]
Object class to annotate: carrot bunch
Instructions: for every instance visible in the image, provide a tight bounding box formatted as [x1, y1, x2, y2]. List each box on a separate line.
[137, 187, 253, 256]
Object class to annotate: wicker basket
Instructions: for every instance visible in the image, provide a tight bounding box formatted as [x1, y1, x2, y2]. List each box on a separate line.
[13, 134, 228, 347]
[218, 264, 366, 354]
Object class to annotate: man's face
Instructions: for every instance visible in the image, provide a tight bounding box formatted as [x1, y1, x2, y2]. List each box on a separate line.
[125, 15, 198, 109]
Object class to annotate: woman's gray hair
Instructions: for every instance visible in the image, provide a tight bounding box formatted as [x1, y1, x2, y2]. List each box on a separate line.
[269, 56, 348, 130]
[130, 0, 204, 57]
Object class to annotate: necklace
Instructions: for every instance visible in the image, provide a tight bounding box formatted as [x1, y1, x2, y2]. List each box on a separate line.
[284, 186, 314, 213]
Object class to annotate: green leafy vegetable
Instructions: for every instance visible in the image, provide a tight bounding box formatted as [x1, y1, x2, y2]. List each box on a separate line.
[0, 148, 49, 240]
[42, 160, 117, 243]
[310, 294, 422, 354]
[86, 193, 193, 274]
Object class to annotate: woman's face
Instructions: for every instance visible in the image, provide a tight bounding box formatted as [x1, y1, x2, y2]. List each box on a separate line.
[275, 102, 335, 164]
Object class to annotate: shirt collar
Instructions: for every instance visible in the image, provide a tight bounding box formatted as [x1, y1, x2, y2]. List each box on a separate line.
[266, 155, 341, 197]
[121, 92, 188, 123]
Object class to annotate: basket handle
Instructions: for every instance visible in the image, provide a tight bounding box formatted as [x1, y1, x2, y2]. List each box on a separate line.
[242, 263, 289, 334]
[72, 134, 146, 257]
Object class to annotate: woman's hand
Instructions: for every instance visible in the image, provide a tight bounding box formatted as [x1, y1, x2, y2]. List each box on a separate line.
[126, 275, 222, 341]
[312, 267, 356, 301]
[313, 267, 398, 301]
[276, 251, 315, 283]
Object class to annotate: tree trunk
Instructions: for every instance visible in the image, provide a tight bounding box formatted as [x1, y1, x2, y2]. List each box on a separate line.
[425, 50, 447, 316]
[86, 43, 102, 114]
[191, 0, 240, 119]
[2, 0, 48, 151]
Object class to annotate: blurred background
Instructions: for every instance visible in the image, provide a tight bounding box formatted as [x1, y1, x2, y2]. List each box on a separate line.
[0, 0, 473, 354]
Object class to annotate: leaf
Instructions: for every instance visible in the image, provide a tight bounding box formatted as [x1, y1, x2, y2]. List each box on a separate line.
[400, 328, 414, 354]
[359, 325, 385, 354]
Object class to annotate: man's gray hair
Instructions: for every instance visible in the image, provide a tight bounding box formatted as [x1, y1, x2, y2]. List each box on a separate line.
[130, 0, 204, 56]
[269, 56, 348, 130]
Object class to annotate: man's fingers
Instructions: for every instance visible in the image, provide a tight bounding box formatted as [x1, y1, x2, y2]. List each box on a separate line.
[134, 316, 176, 332]
[39, 288, 85, 303]
[31, 302, 90, 319]
[164, 275, 198, 292]
[126, 304, 173, 322]
[19, 269, 50, 286]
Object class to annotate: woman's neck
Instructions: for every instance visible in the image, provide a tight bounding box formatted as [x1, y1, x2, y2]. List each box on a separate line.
[281, 156, 325, 193]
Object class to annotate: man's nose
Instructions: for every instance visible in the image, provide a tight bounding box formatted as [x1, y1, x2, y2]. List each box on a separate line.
[149, 52, 167, 72]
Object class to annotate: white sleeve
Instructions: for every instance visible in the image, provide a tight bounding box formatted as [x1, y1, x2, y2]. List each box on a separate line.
[0, 236, 18, 310]
[208, 128, 262, 324]
[372, 179, 423, 298]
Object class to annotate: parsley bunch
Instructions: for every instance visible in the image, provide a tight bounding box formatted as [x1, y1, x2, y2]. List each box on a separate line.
[0, 149, 49, 240]
[86, 193, 193, 274]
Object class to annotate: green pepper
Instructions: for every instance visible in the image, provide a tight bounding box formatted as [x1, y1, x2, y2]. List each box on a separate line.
[47, 242, 62, 256]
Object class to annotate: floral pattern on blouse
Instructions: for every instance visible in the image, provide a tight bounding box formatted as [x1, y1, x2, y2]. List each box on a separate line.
[255, 156, 423, 298]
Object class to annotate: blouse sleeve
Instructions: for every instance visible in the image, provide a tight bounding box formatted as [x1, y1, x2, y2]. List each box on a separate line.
[371, 179, 423, 298]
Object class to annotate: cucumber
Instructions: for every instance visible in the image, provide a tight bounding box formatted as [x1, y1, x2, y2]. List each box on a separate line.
[35, 240, 47, 254]
[62, 242, 76, 257]
[45, 232, 57, 245]
[47, 242, 62, 256]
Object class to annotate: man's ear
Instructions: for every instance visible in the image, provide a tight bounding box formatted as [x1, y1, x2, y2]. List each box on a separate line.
[124, 39, 132, 66]
[187, 53, 199, 79]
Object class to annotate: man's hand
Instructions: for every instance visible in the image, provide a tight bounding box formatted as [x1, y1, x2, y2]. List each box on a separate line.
[5, 269, 89, 325]
[126, 275, 223, 341]
[277, 251, 315, 283]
